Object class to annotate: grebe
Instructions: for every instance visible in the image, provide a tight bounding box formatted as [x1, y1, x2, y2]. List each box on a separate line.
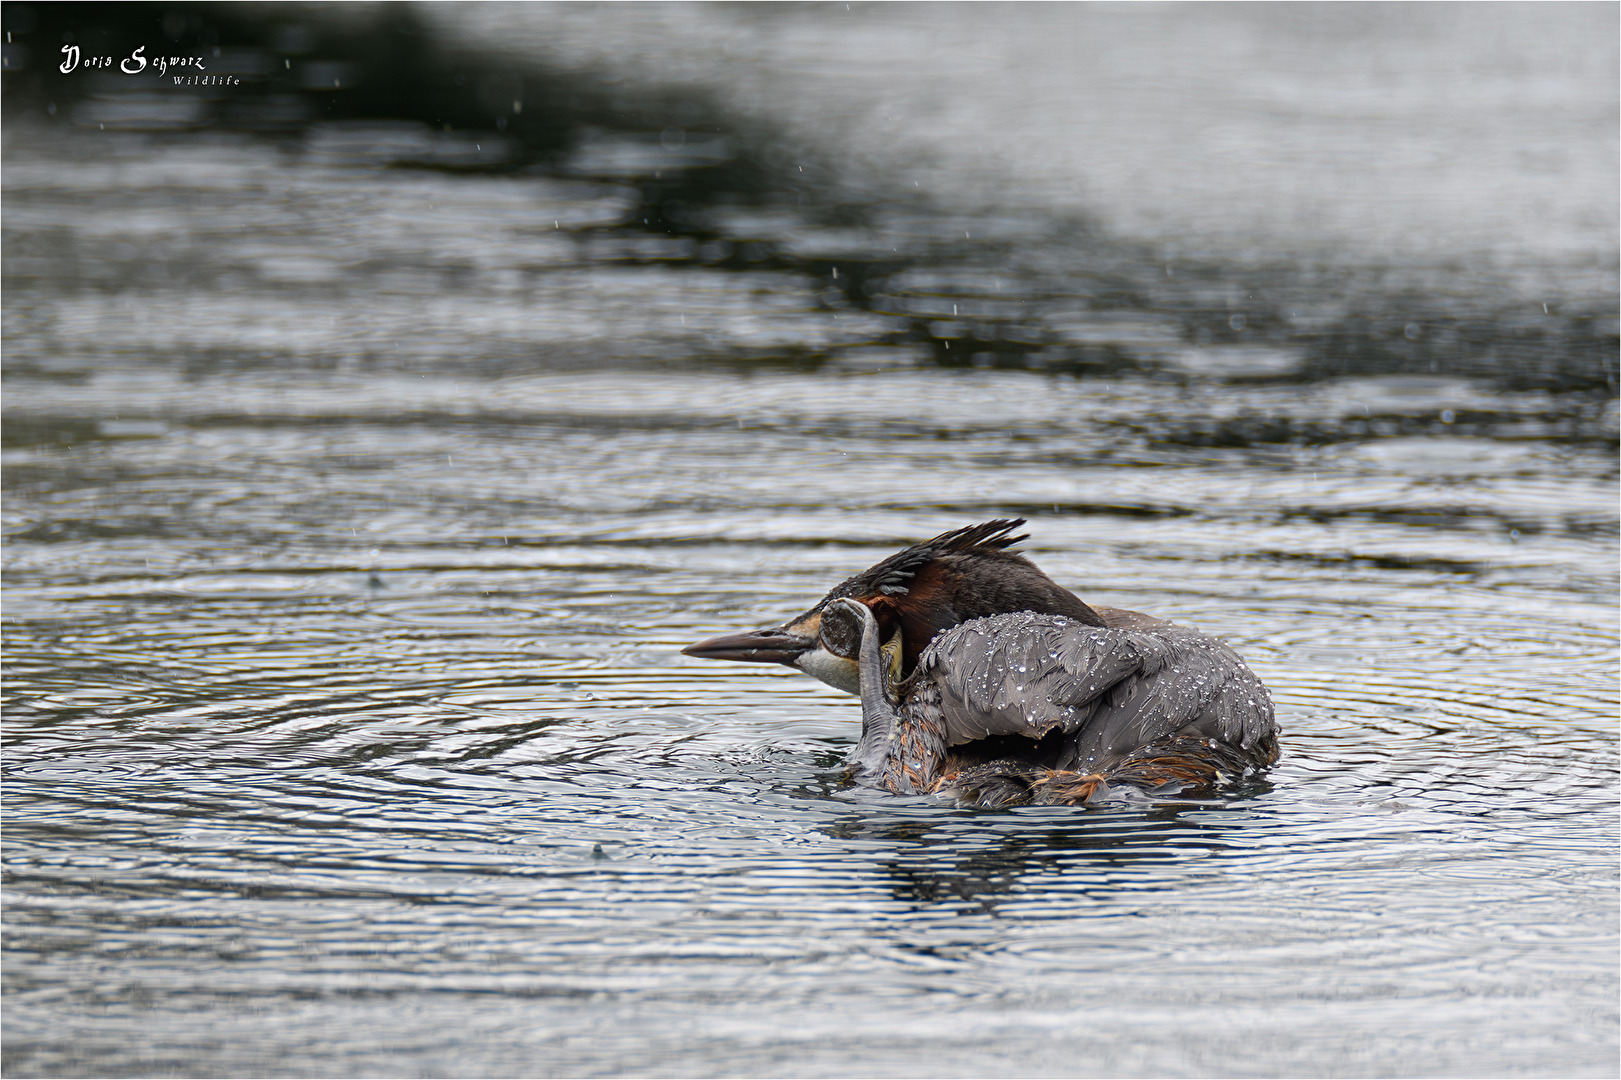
[683, 520, 1278, 805]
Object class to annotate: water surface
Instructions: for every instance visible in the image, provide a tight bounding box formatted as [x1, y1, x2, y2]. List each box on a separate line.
[3, 5, 1617, 1077]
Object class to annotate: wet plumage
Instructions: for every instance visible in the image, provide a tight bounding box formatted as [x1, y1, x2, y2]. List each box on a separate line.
[684, 519, 1279, 806]
[837, 603, 1277, 806]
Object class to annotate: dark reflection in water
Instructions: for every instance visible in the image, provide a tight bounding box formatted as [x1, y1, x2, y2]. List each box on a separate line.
[3, 3, 1618, 1078]
[825, 805, 1274, 917]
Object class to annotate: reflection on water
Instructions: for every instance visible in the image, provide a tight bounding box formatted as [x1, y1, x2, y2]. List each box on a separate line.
[3, 4, 1618, 1078]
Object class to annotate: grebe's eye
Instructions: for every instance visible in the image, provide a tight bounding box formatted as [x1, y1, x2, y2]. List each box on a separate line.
[818, 601, 862, 659]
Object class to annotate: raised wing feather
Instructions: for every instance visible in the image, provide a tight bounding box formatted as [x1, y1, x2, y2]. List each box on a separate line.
[919, 611, 1274, 770]
[923, 613, 1142, 743]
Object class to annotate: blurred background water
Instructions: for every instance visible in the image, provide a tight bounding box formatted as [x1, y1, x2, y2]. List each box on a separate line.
[2, 3, 1617, 1077]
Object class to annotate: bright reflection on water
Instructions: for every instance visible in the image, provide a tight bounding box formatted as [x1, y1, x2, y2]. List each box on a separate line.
[3, 6, 1618, 1077]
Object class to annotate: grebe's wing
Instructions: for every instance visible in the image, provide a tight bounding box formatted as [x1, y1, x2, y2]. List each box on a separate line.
[922, 612, 1273, 766]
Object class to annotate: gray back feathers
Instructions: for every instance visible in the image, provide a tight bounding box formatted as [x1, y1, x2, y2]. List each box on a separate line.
[917, 611, 1275, 773]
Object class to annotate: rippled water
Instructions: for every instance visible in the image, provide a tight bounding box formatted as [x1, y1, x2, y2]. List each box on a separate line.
[4, 6, 1619, 1078]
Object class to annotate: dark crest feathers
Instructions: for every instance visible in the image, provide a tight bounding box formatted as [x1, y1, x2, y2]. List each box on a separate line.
[808, 519, 1030, 607]
[928, 518, 1029, 554]
[863, 519, 1029, 597]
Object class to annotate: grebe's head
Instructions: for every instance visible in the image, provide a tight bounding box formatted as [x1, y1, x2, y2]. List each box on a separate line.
[681, 519, 1103, 693]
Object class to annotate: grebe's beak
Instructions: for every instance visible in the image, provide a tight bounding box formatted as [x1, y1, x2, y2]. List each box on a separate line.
[684, 608, 862, 696]
[681, 626, 814, 665]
